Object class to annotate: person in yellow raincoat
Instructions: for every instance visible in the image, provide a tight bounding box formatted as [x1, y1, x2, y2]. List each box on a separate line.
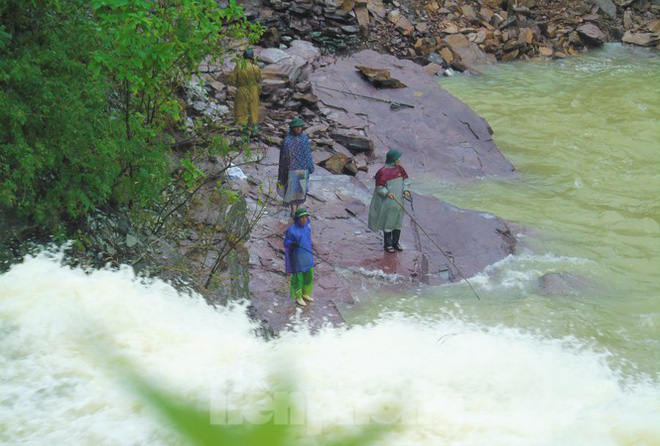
[231, 49, 262, 135]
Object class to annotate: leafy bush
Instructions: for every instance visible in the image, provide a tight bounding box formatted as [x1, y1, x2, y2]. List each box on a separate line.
[0, 0, 262, 229]
[0, 0, 127, 223]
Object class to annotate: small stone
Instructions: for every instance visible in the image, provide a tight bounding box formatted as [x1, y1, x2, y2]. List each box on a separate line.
[126, 234, 138, 248]
[259, 48, 290, 64]
[423, 62, 444, 75]
[320, 153, 354, 175]
[442, 22, 460, 34]
[396, 16, 415, 35]
[539, 47, 554, 56]
[461, 5, 476, 17]
[577, 23, 606, 46]
[424, 1, 439, 13]
[519, 27, 534, 45]
[622, 31, 660, 47]
[428, 52, 445, 65]
[415, 22, 429, 33]
[501, 49, 519, 61]
[366, 0, 387, 18]
[387, 9, 402, 24]
[590, 0, 616, 19]
[439, 47, 454, 63]
[623, 11, 634, 30]
[192, 100, 206, 112]
[648, 19, 660, 33]
[479, 6, 494, 21]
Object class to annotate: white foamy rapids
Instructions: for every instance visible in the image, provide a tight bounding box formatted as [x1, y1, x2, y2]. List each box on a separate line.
[356, 268, 404, 283]
[1, 253, 659, 446]
[468, 251, 594, 291]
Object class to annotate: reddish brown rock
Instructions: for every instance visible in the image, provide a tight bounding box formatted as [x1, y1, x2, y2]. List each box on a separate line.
[622, 31, 660, 47]
[230, 44, 520, 334]
[539, 46, 554, 56]
[245, 171, 515, 333]
[356, 65, 408, 88]
[422, 62, 444, 75]
[396, 15, 415, 35]
[443, 33, 497, 70]
[311, 50, 514, 180]
[577, 23, 606, 46]
[648, 19, 660, 34]
[366, 0, 387, 19]
[355, 5, 371, 36]
[439, 46, 455, 63]
[319, 153, 358, 175]
[330, 127, 374, 154]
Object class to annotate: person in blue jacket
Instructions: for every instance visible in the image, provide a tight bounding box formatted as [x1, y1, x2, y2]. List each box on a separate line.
[283, 208, 314, 306]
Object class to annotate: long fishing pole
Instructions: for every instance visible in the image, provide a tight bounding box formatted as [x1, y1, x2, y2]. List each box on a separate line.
[295, 243, 350, 272]
[393, 196, 481, 300]
[317, 85, 415, 110]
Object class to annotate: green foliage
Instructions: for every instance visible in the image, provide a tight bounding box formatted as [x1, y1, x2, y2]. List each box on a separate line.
[0, 0, 168, 224]
[89, 0, 264, 139]
[180, 158, 207, 189]
[131, 374, 385, 446]
[0, 0, 263, 228]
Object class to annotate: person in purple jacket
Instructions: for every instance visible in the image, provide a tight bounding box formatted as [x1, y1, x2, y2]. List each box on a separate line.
[283, 208, 314, 306]
[277, 118, 315, 218]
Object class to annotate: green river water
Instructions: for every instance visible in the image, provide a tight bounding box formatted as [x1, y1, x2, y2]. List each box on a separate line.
[347, 44, 660, 378]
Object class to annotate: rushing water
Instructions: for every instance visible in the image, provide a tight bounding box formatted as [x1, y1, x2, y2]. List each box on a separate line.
[346, 44, 660, 376]
[1, 45, 659, 445]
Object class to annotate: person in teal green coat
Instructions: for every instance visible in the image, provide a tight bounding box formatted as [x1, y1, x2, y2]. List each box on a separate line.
[368, 149, 411, 253]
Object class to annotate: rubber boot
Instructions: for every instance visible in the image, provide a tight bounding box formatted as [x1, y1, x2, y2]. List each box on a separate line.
[392, 229, 403, 251]
[384, 231, 394, 252]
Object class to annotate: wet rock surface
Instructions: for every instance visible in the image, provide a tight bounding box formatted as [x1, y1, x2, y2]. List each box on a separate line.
[168, 14, 655, 332]
[310, 49, 515, 180]
[242, 160, 516, 333]
[194, 43, 518, 334]
[539, 272, 601, 297]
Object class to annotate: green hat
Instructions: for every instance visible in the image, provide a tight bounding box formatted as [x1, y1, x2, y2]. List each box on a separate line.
[385, 148, 402, 164]
[294, 208, 309, 219]
[289, 117, 305, 128]
[243, 48, 254, 60]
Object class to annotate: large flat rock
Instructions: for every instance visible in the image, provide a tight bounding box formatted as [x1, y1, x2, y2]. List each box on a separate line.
[310, 50, 515, 180]
[239, 47, 518, 334]
[244, 153, 516, 334]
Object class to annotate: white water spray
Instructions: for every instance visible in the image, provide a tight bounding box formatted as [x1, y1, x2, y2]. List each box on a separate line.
[1, 253, 659, 445]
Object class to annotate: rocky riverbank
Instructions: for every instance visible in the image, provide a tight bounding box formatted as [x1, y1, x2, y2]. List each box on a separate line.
[243, 0, 659, 72]
[36, 1, 654, 335]
[166, 39, 520, 334]
[169, 0, 657, 333]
